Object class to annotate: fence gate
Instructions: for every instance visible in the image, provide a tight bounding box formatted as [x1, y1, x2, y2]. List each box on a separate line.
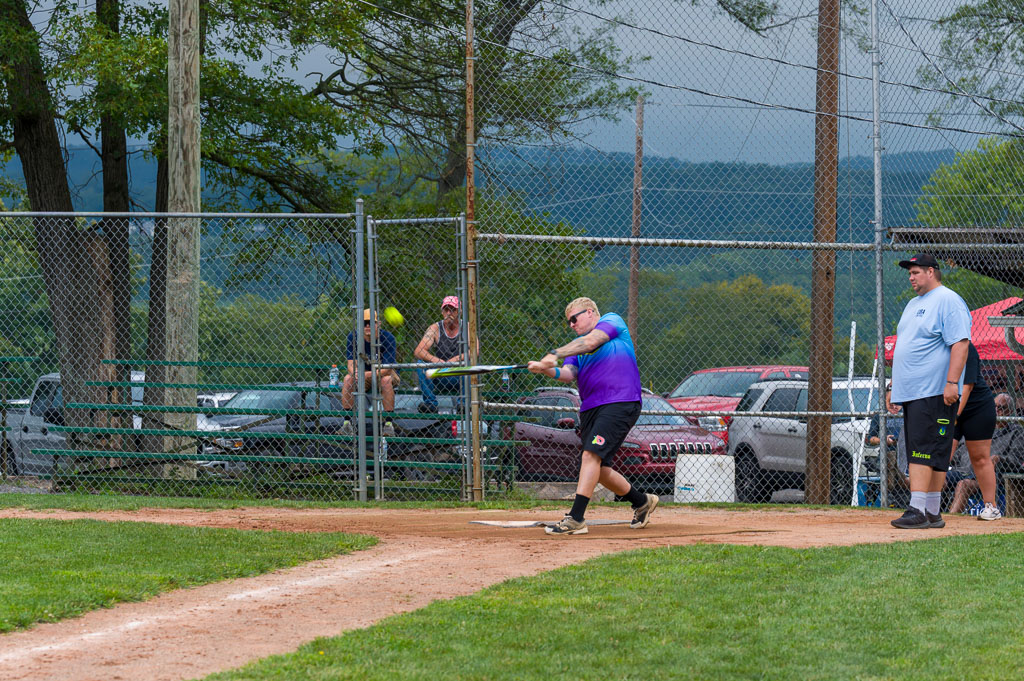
[362, 213, 517, 501]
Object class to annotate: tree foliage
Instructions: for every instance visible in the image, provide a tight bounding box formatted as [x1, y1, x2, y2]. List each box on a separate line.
[910, 137, 1024, 309]
[920, 0, 1024, 125]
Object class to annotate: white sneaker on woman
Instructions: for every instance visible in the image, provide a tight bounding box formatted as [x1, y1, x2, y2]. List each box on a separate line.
[978, 503, 1003, 521]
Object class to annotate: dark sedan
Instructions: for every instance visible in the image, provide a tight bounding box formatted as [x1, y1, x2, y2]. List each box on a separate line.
[511, 389, 726, 492]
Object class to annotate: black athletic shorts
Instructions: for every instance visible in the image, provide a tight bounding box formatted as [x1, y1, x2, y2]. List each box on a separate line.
[901, 394, 959, 471]
[954, 398, 996, 442]
[578, 400, 642, 465]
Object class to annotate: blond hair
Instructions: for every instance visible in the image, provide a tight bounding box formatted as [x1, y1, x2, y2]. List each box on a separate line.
[565, 297, 599, 318]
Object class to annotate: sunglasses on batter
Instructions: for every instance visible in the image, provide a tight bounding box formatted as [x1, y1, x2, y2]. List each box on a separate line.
[567, 309, 590, 326]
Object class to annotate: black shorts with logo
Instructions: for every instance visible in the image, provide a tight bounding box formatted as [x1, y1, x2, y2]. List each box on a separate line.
[579, 401, 642, 465]
[901, 394, 959, 471]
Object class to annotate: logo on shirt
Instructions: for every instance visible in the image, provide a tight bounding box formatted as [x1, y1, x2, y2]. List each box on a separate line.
[592, 435, 605, 446]
[914, 308, 926, 317]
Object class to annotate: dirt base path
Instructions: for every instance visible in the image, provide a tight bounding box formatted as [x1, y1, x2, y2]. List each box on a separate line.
[1, 506, 1021, 681]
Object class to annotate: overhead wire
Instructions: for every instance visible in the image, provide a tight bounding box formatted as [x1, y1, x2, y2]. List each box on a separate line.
[491, 0, 1024, 109]
[878, 0, 1024, 134]
[352, 0, 1024, 140]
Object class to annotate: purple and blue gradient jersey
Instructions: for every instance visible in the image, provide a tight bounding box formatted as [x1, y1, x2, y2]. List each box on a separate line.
[563, 312, 641, 412]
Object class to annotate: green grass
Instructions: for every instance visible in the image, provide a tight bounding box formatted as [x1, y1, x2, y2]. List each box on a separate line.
[204, 534, 1024, 681]
[0, 518, 376, 633]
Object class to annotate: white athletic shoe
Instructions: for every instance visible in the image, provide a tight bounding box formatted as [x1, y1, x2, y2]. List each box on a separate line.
[978, 503, 1003, 521]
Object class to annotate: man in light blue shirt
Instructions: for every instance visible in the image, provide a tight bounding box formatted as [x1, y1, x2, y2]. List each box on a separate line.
[886, 254, 971, 529]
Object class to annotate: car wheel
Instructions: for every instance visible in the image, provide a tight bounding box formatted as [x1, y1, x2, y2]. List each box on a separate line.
[829, 449, 854, 505]
[735, 448, 770, 503]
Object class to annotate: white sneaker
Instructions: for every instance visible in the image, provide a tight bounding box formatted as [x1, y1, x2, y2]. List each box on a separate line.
[978, 503, 1003, 521]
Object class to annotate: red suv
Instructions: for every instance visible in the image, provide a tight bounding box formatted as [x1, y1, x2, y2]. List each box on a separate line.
[510, 388, 726, 492]
[665, 365, 809, 444]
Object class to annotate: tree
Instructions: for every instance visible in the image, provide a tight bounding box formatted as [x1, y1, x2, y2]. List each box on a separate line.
[0, 0, 120, 431]
[919, 0, 1024, 125]
[311, 0, 780, 203]
[911, 138, 1024, 308]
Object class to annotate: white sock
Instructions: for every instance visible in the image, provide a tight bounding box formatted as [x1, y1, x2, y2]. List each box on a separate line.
[909, 491, 927, 512]
[925, 492, 941, 515]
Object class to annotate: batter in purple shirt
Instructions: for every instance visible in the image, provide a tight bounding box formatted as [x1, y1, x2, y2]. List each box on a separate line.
[527, 297, 657, 536]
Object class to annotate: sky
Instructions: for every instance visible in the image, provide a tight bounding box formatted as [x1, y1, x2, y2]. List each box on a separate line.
[559, 0, 992, 165]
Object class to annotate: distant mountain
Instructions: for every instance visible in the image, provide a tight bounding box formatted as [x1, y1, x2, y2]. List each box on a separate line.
[478, 146, 951, 242]
[2, 145, 953, 246]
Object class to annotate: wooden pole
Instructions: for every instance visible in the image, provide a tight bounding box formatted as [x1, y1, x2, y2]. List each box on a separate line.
[464, 0, 483, 501]
[807, 0, 840, 504]
[628, 95, 644, 342]
[162, 0, 201, 466]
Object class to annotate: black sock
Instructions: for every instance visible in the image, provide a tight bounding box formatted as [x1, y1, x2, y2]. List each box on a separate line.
[569, 494, 590, 522]
[624, 485, 647, 508]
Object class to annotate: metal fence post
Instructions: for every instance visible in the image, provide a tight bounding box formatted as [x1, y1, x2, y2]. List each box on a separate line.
[366, 216, 382, 499]
[871, 0, 888, 507]
[354, 200, 368, 502]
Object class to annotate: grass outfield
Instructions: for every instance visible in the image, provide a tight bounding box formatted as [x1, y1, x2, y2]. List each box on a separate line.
[205, 534, 1024, 681]
[0, 518, 375, 633]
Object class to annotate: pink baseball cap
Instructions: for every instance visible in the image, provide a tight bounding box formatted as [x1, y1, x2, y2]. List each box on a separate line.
[442, 296, 460, 309]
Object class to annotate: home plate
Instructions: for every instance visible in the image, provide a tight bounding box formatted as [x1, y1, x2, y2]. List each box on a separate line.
[470, 519, 630, 528]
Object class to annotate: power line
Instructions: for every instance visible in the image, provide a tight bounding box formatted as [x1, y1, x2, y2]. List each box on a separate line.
[500, 0, 1024, 109]
[879, 0, 1024, 135]
[352, 0, 1024, 140]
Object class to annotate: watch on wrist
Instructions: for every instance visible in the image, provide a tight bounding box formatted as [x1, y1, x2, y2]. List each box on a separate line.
[947, 380, 958, 385]
[547, 349, 558, 359]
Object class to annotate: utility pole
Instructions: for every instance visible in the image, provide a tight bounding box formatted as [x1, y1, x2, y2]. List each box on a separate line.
[160, 0, 201, 468]
[807, 0, 840, 504]
[628, 95, 644, 342]
[464, 0, 483, 500]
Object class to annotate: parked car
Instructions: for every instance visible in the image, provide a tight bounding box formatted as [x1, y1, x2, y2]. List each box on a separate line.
[197, 391, 238, 413]
[199, 387, 466, 477]
[510, 388, 725, 492]
[727, 377, 877, 504]
[6, 371, 145, 476]
[665, 365, 809, 444]
[199, 383, 348, 461]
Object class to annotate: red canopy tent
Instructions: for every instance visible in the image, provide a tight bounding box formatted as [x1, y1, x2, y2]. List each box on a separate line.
[883, 297, 1024, 362]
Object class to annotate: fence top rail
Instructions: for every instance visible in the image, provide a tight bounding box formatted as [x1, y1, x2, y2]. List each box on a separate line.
[102, 359, 332, 370]
[0, 211, 355, 219]
[370, 216, 461, 226]
[476, 233, 878, 251]
[889, 226, 1024, 233]
[86, 381, 337, 392]
[66, 402, 525, 421]
[46, 425, 522, 446]
[0, 356, 38, 362]
[480, 401, 879, 419]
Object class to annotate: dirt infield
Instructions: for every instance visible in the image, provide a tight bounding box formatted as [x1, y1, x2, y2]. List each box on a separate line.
[1, 505, 1021, 681]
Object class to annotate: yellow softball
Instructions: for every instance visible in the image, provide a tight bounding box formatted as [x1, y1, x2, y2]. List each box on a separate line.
[383, 306, 404, 327]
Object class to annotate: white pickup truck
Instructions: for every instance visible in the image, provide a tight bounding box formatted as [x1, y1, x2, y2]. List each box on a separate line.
[3, 371, 144, 476]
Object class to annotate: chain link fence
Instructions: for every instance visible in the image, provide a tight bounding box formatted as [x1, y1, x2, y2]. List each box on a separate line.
[475, 233, 1024, 511]
[4, 0, 1024, 512]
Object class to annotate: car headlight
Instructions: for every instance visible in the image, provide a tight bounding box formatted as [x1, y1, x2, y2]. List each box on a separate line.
[620, 441, 642, 449]
[214, 437, 244, 450]
[698, 416, 726, 430]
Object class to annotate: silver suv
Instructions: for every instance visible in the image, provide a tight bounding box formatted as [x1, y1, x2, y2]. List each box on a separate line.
[727, 377, 879, 504]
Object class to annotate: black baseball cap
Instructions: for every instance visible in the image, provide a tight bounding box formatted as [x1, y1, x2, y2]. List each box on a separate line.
[898, 253, 940, 270]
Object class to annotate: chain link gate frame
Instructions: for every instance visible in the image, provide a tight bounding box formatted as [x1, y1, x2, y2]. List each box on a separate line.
[1, 210, 370, 500]
[475, 229, 1024, 508]
[3, 208, 1023, 507]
